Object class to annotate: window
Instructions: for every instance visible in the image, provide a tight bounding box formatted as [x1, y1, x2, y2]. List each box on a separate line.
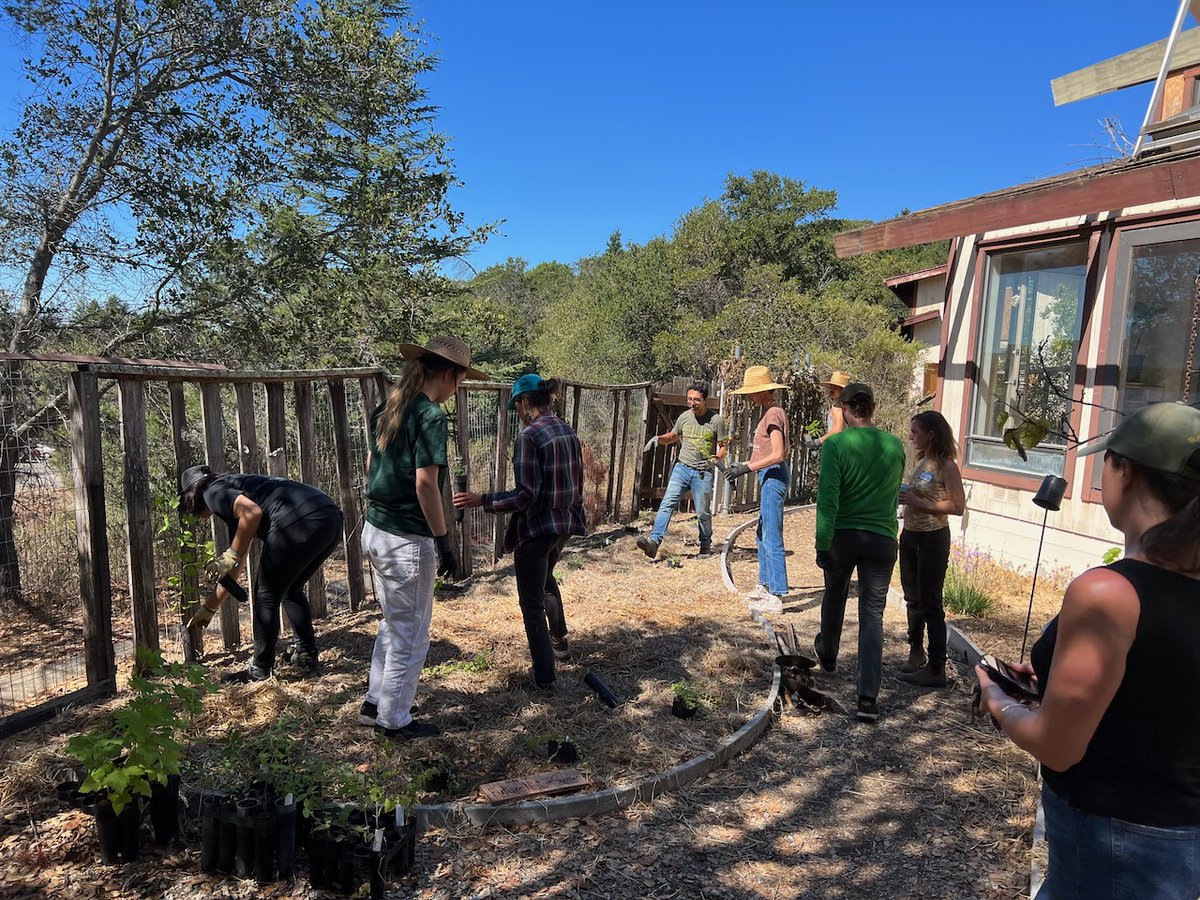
[1093, 222, 1200, 488]
[967, 242, 1088, 477]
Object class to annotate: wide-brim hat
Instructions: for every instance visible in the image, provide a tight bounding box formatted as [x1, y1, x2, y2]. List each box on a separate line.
[822, 370, 853, 389]
[1077, 401, 1200, 482]
[397, 335, 488, 381]
[731, 365, 788, 394]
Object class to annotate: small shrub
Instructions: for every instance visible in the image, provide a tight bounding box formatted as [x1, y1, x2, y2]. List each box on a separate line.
[423, 652, 490, 679]
[1102, 546, 1122, 565]
[944, 543, 994, 617]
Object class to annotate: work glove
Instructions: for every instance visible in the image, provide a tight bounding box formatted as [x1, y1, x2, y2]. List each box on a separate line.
[643, 436, 659, 453]
[802, 434, 822, 451]
[724, 461, 752, 481]
[188, 602, 218, 629]
[815, 550, 831, 570]
[434, 532, 458, 580]
[209, 547, 240, 577]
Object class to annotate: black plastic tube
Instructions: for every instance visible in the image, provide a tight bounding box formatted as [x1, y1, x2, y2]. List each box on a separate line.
[235, 797, 260, 878]
[275, 799, 296, 880]
[584, 670, 620, 708]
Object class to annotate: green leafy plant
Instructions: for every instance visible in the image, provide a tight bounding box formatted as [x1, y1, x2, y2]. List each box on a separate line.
[671, 680, 718, 709]
[1102, 546, 1122, 565]
[665, 555, 683, 568]
[423, 652, 490, 679]
[67, 648, 215, 813]
[944, 544, 994, 617]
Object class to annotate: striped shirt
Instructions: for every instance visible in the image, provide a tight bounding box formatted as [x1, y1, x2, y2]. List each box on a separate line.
[484, 412, 587, 549]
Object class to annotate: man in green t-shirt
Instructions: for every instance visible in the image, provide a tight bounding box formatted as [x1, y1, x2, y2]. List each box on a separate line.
[638, 383, 727, 559]
[811, 382, 905, 725]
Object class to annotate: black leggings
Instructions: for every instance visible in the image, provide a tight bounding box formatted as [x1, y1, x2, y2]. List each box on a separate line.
[898, 526, 951, 665]
[252, 505, 343, 671]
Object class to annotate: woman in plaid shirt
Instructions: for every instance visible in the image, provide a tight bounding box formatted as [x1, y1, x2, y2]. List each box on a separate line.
[455, 374, 586, 690]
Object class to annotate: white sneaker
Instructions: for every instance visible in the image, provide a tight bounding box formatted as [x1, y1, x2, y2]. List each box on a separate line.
[745, 591, 784, 614]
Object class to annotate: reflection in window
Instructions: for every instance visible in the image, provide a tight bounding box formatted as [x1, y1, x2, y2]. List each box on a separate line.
[968, 242, 1087, 476]
[1120, 239, 1200, 414]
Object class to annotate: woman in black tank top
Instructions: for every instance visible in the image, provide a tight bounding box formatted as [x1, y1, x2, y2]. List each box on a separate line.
[974, 402, 1200, 899]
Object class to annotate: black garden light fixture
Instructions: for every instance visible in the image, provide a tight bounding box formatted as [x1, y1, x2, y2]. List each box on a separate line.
[1020, 475, 1069, 661]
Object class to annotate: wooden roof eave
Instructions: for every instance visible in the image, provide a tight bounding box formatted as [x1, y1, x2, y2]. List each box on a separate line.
[834, 149, 1200, 258]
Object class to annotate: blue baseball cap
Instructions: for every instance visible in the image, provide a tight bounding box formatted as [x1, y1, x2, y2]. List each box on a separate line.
[508, 374, 547, 409]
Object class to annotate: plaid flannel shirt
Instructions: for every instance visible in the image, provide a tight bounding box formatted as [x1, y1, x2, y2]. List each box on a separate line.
[484, 413, 586, 549]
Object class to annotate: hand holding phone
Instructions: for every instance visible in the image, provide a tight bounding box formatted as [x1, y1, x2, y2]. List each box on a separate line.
[980, 654, 1040, 701]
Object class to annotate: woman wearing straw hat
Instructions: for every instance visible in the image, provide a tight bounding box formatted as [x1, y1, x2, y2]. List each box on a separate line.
[359, 335, 486, 740]
[976, 402, 1200, 898]
[817, 371, 852, 447]
[724, 366, 792, 613]
[455, 374, 586, 691]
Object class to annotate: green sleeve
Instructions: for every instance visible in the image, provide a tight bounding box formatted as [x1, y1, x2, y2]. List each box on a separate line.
[815, 439, 842, 551]
[413, 404, 449, 470]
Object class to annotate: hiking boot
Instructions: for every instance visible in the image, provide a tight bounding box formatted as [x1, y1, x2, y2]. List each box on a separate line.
[855, 696, 880, 723]
[696, 543, 713, 559]
[375, 719, 440, 740]
[813, 634, 836, 673]
[552, 637, 571, 661]
[283, 647, 319, 675]
[900, 647, 928, 674]
[637, 535, 660, 559]
[900, 663, 947, 688]
[223, 664, 271, 685]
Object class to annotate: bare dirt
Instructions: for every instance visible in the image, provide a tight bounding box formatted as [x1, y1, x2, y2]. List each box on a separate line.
[0, 507, 1066, 899]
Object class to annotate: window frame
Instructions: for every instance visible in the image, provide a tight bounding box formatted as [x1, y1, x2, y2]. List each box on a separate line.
[958, 228, 1101, 493]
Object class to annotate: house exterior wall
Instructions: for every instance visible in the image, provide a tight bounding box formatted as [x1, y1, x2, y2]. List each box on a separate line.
[930, 196, 1200, 577]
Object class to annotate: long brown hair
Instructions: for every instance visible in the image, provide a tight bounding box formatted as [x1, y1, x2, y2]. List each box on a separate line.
[375, 356, 463, 452]
[911, 411, 958, 462]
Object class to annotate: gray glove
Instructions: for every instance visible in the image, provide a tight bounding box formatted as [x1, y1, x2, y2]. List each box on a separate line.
[802, 434, 822, 451]
[725, 461, 752, 480]
[643, 436, 660, 453]
[188, 602, 218, 629]
[209, 547, 240, 576]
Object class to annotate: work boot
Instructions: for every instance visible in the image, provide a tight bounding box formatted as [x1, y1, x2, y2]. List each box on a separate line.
[636, 535, 660, 559]
[696, 542, 713, 559]
[900, 663, 947, 688]
[900, 646, 927, 674]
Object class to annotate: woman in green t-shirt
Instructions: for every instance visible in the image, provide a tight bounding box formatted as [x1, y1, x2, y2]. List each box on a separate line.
[359, 336, 486, 740]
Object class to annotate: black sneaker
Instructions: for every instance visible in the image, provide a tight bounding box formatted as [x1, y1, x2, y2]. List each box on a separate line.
[358, 701, 378, 726]
[552, 638, 570, 661]
[813, 634, 836, 673]
[223, 665, 272, 685]
[375, 719, 441, 740]
[636, 535, 660, 559]
[855, 696, 879, 723]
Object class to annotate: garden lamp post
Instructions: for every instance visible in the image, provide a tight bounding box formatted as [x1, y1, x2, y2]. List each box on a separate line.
[1020, 474, 1068, 661]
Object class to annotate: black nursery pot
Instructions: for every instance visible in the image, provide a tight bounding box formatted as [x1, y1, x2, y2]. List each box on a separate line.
[88, 797, 141, 865]
[671, 697, 699, 719]
[547, 739, 579, 764]
[55, 780, 84, 807]
[148, 774, 180, 844]
[453, 474, 468, 521]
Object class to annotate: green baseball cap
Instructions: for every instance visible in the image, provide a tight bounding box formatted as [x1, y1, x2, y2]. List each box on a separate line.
[1078, 402, 1200, 482]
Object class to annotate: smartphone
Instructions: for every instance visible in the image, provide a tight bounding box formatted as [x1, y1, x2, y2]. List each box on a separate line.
[980, 654, 1040, 701]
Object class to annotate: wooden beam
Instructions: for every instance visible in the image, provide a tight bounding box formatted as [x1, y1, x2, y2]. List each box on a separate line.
[1051, 28, 1200, 106]
[492, 388, 511, 561]
[117, 379, 160, 666]
[294, 382, 327, 618]
[168, 382, 203, 661]
[68, 370, 115, 687]
[234, 382, 263, 617]
[199, 382, 239, 648]
[454, 386, 472, 581]
[328, 380, 367, 611]
[834, 151, 1200, 257]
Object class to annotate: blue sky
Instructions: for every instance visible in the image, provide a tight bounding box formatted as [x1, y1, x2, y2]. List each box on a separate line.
[0, 2, 1180, 280]
[407, 1, 1174, 274]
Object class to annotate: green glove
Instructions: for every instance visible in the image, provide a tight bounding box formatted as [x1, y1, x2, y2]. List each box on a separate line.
[188, 602, 218, 629]
[209, 547, 240, 576]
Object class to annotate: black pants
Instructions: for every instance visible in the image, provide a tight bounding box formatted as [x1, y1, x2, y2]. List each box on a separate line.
[513, 533, 570, 686]
[898, 526, 951, 666]
[252, 505, 343, 672]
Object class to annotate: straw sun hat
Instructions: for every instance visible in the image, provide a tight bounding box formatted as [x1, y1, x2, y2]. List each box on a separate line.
[822, 370, 853, 388]
[731, 365, 788, 394]
[396, 335, 488, 381]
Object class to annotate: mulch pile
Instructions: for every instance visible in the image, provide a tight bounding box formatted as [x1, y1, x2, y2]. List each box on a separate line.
[0, 507, 1064, 898]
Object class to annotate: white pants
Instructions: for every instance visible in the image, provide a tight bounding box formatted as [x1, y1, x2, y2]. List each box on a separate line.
[361, 522, 435, 730]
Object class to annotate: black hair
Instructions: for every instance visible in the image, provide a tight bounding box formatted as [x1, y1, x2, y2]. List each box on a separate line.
[179, 473, 220, 516]
[844, 393, 876, 421]
[687, 382, 709, 399]
[1108, 449, 1200, 575]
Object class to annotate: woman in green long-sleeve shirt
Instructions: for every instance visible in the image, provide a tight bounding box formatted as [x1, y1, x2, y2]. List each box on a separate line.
[811, 382, 905, 723]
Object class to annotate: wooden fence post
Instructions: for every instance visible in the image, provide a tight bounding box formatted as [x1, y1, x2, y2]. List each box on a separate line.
[605, 390, 620, 516]
[630, 385, 652, 516]
[329, 379, 367, 611]
[168, 382, 202, 662]
[199, 382, 239, 647]
[614, 389, 631, 521]
[492, 387, 511, 561]
[117, 378, 160, 668]
[454, 386, 472, 580]
[570, 384, 582, 430]
[68, 369, 115, 690]
[233, 382, 264, 617]
[294, 382, 328, 617]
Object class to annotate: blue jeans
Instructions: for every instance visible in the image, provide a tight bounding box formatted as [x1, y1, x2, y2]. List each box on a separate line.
[755, 465, 789, 595]
[651, 463, 715, 547]
[1039, 783, 1200, 899]
[818, 528, 897, 700]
